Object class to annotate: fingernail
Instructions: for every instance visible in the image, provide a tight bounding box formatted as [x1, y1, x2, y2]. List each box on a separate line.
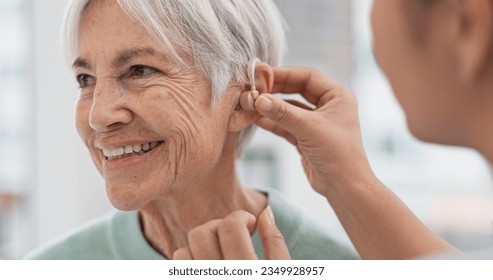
[256, 96, 272, 112]
[267, 205, 275, 225]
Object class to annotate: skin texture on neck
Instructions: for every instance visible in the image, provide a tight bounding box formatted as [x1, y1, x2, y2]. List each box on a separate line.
[141, 185, 267, 258]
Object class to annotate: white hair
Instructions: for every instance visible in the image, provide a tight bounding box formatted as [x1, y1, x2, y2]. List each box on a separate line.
[62, 0, 286, 155]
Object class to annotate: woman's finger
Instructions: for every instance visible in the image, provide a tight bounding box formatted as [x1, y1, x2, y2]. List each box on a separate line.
[257, 206, 291, 260]
[187, 219, 223, 260]
[217, 210, 258, 260]
[173, 246, 194, 260]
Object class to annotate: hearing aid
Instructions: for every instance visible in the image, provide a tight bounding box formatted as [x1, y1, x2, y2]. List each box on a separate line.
[239, 58, 261, 111]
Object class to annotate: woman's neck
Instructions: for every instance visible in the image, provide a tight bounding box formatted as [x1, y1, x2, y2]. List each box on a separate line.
[139, 162, 267, 259]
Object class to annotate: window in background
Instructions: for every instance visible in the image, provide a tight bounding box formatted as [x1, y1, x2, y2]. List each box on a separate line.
[0, 0, 34, 259]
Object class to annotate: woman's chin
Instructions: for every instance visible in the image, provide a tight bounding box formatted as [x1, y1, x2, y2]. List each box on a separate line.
[108, 199, 140, 211]
[105, 183, 150, 211]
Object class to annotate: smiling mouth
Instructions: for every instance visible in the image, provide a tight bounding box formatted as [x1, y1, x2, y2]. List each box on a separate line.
[101, 141, 164, 161]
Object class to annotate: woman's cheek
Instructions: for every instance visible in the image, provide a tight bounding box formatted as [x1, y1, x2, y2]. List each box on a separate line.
[168, 119, 199, 161]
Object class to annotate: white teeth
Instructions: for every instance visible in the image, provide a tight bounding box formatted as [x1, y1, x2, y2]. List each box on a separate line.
[112, 147, 124, 157]
[124, 145, 133, 154]
[100, 141, 162, 160]
[103, 149, 112, 157]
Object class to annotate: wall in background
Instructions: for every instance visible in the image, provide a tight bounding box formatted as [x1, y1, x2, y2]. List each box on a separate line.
[0, 0, 34, 259]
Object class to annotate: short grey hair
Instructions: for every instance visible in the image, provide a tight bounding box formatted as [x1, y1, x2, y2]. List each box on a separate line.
[62, 0, 286, 156]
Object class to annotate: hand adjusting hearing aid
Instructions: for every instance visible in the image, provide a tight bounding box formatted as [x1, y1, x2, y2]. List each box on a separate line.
[239, 58, 261, 111]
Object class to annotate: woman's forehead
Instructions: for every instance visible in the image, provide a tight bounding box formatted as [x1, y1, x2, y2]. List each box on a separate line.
[79, 0, 146, 39]
[77, 4, 165, 61]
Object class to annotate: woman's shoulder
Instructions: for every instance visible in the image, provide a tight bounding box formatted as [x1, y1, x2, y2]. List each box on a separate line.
[260, 187, 359, 260]
[23, 211, 134, 260]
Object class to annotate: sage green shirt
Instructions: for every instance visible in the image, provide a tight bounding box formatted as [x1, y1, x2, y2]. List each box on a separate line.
[25, 188, 358, 260]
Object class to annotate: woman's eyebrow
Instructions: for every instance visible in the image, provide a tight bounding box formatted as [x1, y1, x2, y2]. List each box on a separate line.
[72, 58, 91, 70]
[111, 47, 159, 68]
[72, 47, 164, 70]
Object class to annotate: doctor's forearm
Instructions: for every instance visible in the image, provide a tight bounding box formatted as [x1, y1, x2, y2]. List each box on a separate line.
[324, 173, 456, 259]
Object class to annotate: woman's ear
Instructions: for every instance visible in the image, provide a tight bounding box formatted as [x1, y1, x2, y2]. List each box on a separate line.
[454, 0, 493, 81]
[253, 62, 274, 94]
[228, 62, 273, 132]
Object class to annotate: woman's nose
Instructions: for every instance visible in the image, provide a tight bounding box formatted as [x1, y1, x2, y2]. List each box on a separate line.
[89, 80, 132, 132]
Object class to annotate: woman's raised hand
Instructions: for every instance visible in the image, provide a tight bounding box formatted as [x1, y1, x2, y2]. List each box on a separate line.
[173, 207, 291, 260]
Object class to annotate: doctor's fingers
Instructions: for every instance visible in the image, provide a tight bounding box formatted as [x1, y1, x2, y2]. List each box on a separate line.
[271, 66, 344, 106]
[255, 98, 314, 145]
[255, 94, 317, 141]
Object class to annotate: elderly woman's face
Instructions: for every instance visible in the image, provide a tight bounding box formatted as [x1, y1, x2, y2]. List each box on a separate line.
[74, 1, 237, 209]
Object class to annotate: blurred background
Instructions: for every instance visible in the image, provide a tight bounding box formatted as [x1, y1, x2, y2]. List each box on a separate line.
[1, 0, 493, 259]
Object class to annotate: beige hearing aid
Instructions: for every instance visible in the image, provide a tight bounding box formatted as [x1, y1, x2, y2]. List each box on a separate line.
[239, 58, 261, 111]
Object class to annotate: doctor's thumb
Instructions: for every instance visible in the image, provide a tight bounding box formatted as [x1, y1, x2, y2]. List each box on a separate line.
[257, 206, 291, 260]
[255, 94, 307, 136]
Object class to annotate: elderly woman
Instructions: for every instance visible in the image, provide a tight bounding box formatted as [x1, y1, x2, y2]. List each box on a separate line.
[25, 0, 356, 260]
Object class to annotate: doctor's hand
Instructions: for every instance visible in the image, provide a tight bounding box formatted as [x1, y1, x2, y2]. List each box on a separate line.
[253, 67, 454, 259]
[254, 67, 375, 197]
[173, 207, 291, 260]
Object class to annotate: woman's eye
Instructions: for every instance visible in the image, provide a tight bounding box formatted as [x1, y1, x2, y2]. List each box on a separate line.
[76, 74, 96, 88]
[129, 65, 159, 78]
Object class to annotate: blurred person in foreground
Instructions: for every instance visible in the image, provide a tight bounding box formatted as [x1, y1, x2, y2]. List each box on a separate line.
[177, 0, 493, 259]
